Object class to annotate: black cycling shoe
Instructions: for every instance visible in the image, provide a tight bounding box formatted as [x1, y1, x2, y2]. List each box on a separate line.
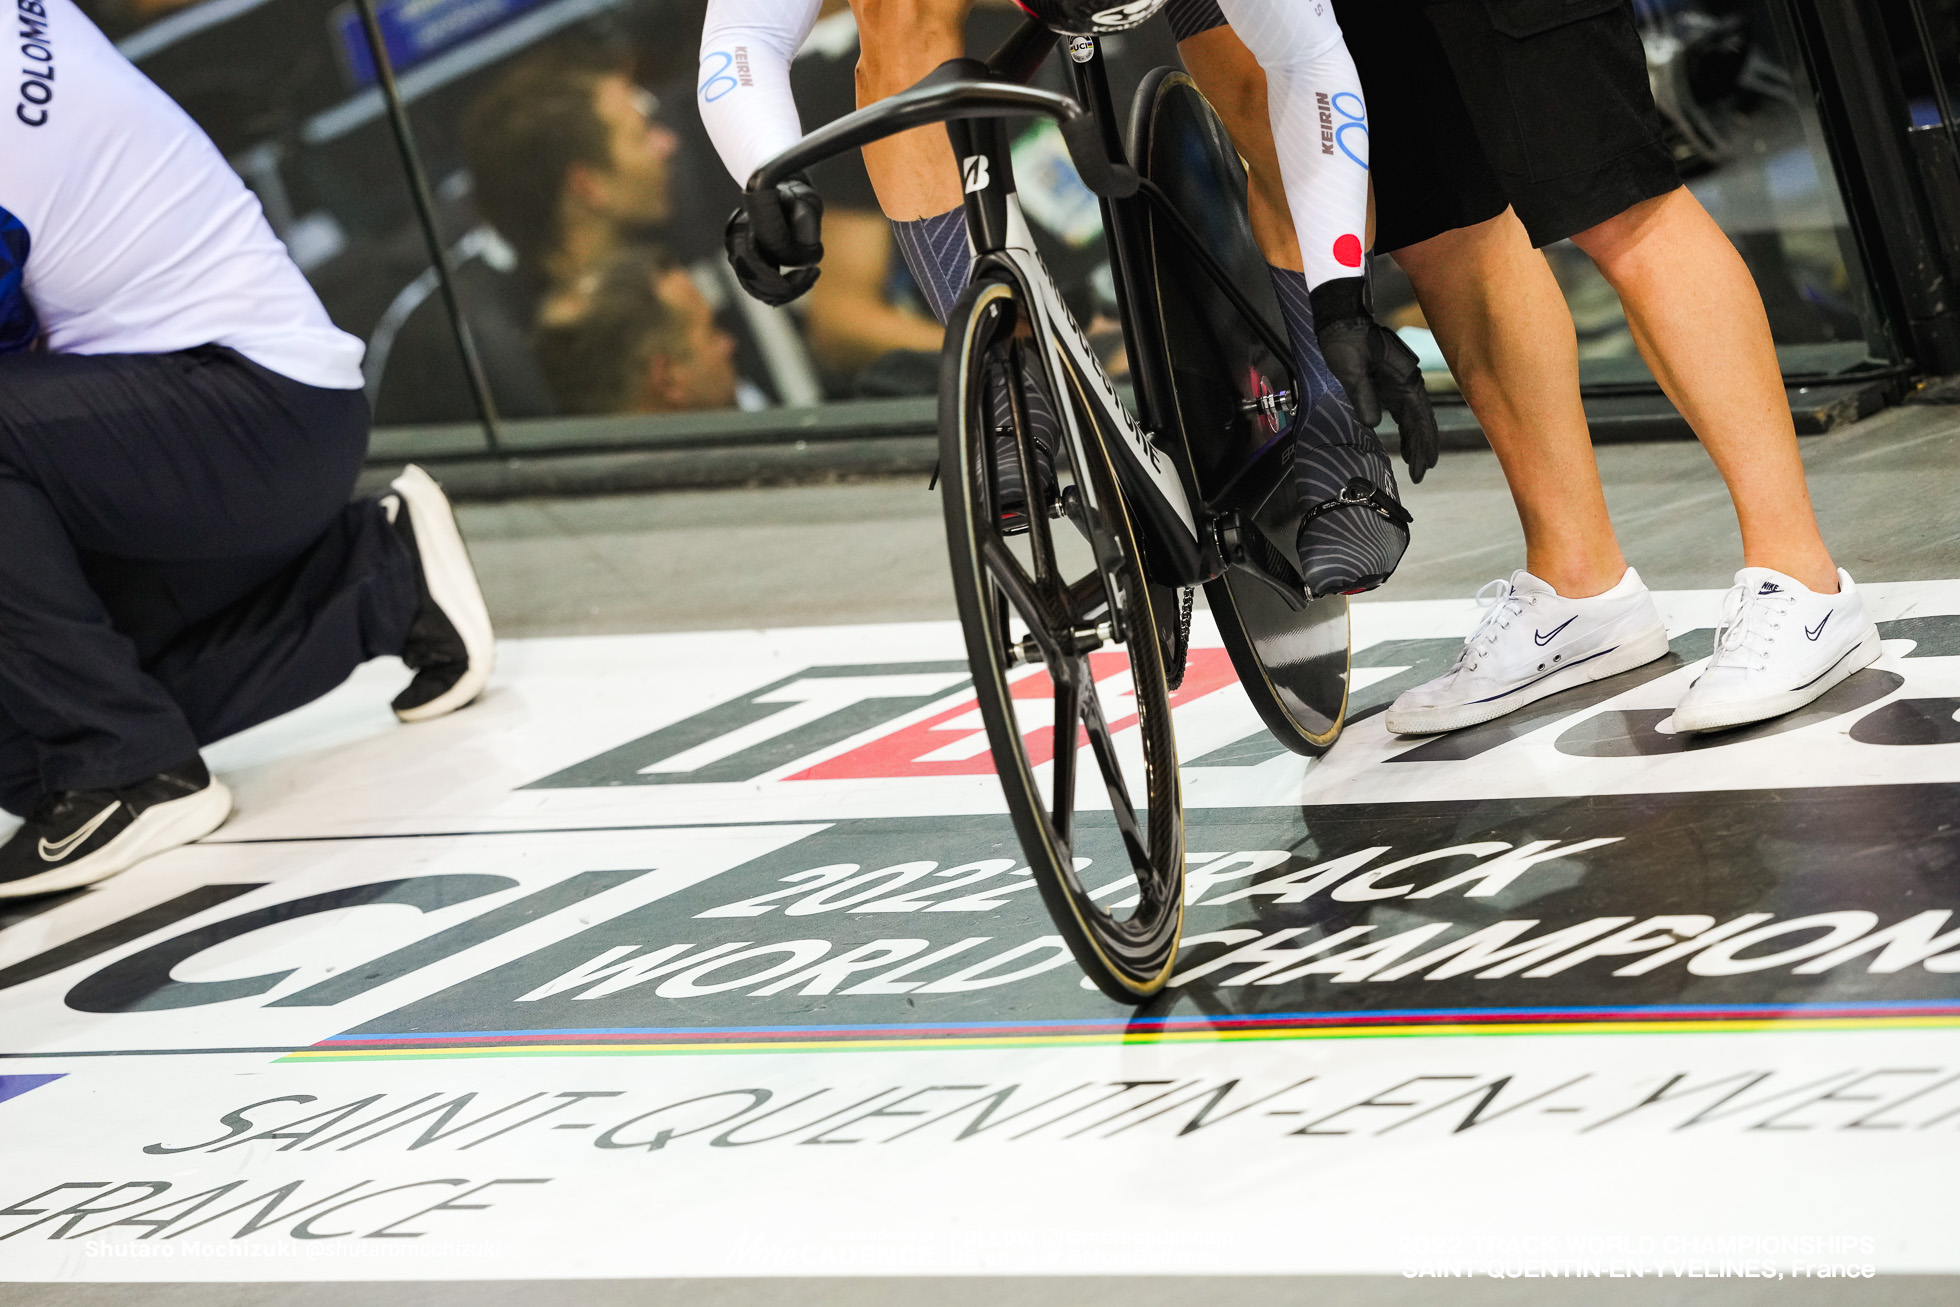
[1289, 395, 1412, 598]
[0, 758, 232, 899]
[386, 464, 495, 722]
[987, 355, 1060, 533]
[1265, 267, 1414, 596]
[991, 422, 1058, 533]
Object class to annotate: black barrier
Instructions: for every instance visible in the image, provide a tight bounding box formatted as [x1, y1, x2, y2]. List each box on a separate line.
[1785, 0, 1960, 375]
[350, 0, 505, 453]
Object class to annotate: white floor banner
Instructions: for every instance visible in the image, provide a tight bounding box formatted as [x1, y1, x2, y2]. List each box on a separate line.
[3, 585, 1956, 1281]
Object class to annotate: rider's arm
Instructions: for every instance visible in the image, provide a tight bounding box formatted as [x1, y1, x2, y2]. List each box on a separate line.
[1214, 0, 1369, 291]
[697, 0, 823, 186]
[1217, 0, 1439, 479]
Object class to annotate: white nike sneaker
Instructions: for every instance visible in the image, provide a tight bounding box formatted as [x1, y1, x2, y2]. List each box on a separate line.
[1385, 568, 1671, 735]
[1670, 567, 1881, 733]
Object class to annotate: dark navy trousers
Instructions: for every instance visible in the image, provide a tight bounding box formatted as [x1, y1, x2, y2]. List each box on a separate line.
[0, 346, 419, 816]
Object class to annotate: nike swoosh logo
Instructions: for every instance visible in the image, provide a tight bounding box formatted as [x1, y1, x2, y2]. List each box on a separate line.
[1806, 613, 1831, 641]
[1533, 618, 1576, 647]
[38, 801, 122, 862]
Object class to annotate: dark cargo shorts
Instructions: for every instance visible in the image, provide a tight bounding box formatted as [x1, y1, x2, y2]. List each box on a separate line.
[1164, 0, 1682, 251]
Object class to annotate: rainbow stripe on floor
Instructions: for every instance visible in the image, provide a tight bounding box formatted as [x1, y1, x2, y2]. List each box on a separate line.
[281, 999, 1960, 1061]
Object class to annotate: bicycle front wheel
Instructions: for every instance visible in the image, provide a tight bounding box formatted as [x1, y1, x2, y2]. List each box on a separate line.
[939, 273, 1184, 1003]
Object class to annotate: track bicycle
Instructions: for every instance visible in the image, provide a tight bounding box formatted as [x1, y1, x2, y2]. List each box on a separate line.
[745, 15, 1354, 1002]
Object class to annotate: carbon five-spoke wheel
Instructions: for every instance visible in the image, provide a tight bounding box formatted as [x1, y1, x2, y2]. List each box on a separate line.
[939, 273, 1184, 1003]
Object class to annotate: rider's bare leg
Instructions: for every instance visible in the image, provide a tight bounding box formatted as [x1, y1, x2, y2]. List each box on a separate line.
[847, 0, 1053, 517]
[849, 0, 974, 221]
[1392, 208, 1630, 598]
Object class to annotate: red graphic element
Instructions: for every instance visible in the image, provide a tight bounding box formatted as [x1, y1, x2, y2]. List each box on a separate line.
[789, 648, 1239, 781]
[1333, 234, 1364, 268]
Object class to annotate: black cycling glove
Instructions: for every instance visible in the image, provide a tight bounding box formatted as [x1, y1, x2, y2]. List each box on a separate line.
[724, 174, 824, 307]
[1311, 275, 1442, 484]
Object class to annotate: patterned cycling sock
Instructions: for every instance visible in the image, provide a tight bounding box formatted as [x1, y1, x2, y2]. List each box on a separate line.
[894, 206, 1058, 521]
[890, 207, 972, 326]
[1266, 264, 1408, 596]
[1266, 264, 1344, 418]
[983, 355, 1063, 524]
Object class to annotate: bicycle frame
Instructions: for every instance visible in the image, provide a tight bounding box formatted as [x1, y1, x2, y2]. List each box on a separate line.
[945, 119, 1204, 584]
[746, 23, 1351, 998]
[748, 19, 1295, 592]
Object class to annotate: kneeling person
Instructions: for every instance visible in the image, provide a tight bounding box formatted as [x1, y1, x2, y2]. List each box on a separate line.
[0, 0, 492, 897]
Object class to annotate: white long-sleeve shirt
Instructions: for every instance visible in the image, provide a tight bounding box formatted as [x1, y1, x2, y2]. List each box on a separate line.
[0, 0, 364, 388]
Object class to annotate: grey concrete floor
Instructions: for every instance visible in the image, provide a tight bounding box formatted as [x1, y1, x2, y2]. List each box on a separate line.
[455, 480, 955, 636]
[457, 401, 1960, 638]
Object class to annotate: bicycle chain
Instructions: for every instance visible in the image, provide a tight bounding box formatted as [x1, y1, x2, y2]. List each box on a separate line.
[1164, 584, 1193, 690]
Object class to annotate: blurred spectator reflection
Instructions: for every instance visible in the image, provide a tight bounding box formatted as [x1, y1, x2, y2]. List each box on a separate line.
[466, 54, 678, 302]
[367, 48, 685, 424]
[536, 247, 752, 414]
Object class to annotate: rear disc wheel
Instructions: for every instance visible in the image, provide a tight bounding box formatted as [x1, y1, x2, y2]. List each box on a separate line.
[1133, 66, 1353, 754]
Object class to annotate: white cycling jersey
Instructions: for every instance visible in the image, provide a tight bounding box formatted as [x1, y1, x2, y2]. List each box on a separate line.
[696, 0, 1368, 288]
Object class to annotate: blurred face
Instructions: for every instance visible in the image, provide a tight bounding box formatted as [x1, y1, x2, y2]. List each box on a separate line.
[641, 269, 738, 411]
[577, 75, 679, 224]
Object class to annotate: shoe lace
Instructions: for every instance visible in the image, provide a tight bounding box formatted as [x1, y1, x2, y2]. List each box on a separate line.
[1456, 578, 1531, 673]
[1711, 583, 1797, 671]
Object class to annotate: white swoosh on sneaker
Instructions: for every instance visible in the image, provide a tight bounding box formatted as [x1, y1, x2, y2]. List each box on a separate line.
[39, 801, 122, 862]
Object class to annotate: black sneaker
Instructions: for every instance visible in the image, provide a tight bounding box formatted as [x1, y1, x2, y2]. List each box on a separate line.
[0, 759, 232, 899]
[385, 464, 495, 722]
